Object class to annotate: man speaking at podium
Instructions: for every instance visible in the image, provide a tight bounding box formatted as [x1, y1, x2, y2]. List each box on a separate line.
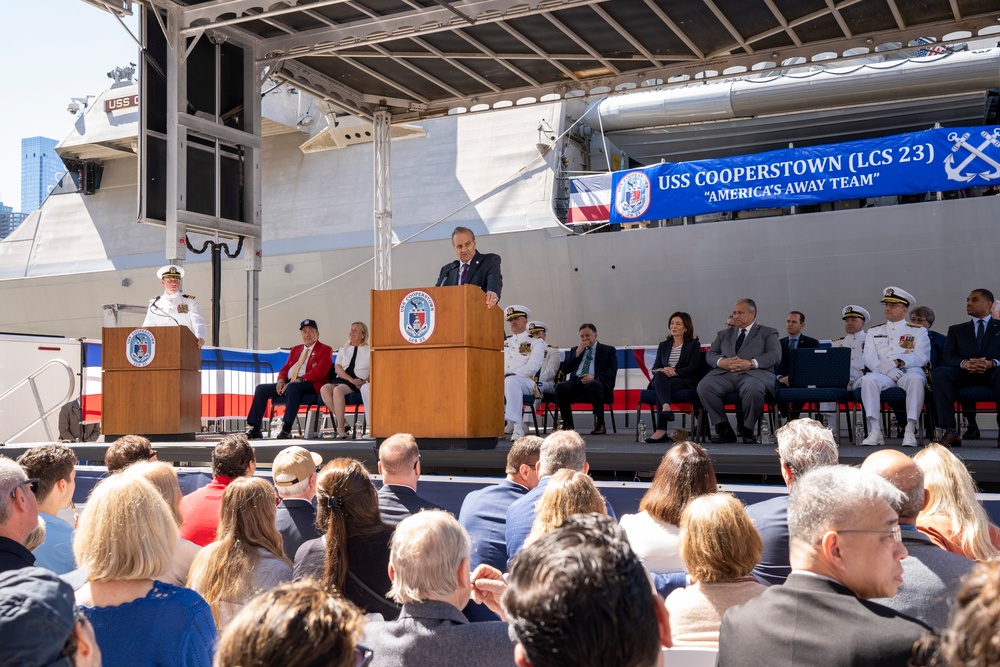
[435, 226, 502, 308]
[143, 265, 208, 348]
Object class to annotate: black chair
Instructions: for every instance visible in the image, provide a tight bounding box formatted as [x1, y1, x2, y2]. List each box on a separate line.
[774, 348, 852, 442]
[634, 388, 702, 442]
[954, 386, 995, 437]
[521, 394, 542, 435]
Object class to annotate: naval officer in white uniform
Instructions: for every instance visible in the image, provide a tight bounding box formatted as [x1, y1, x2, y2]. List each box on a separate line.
[143, 265, 208, 348]
[860, 287, 929, 447]
[831, 304, 870, 390]
[528, 320, 562, 395]
[504, 305, 545, 440]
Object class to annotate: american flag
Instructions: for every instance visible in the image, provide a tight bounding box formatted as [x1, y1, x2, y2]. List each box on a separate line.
[914, 36, 949, 58]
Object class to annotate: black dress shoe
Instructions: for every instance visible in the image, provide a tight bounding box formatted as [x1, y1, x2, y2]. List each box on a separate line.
[645, 433, 671, 444]
[963, 427, 981, 440]
[660, 411, 676, 423]
[738, 425, 758, 445]
[710, 425, 737, 444]
[590, 425, 607, 435]
[245, 426, 263, 440]
[276, 429, 293, 440]
[939, 429, 962, 448]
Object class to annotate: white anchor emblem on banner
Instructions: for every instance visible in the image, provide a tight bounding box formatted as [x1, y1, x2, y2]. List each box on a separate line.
[944, 128, 1000, 182]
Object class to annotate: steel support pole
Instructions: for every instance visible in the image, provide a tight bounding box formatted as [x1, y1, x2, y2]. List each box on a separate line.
[373, 107, 392, 290]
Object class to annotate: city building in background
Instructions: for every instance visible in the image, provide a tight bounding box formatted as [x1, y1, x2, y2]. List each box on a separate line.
[0, 199, 27, 239]
[21, 136, 63, 212]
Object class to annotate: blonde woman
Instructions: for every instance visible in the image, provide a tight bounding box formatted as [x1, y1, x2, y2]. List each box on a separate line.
[188, 476, 293, 628]
[120, 461, 201, 586]
[523, 469, 607, 548]
[74, 475, 216, 667]
[665, 493, 765, 647]
[320, 322, 370, 439]
[914, 443, 1000, 561]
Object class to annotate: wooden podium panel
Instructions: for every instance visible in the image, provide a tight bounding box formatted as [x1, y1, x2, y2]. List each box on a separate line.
[102, 326, 201, 436]
[370, 285, 503, 441]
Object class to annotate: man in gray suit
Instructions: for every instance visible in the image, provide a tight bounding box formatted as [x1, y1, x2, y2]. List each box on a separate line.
[363, 511, 515, 667]
[862, 449, 974, 631]
[698, 298, 782, 443]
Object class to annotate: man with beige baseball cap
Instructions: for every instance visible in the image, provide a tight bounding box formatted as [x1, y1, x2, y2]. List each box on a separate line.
[273, 446, 323, 560]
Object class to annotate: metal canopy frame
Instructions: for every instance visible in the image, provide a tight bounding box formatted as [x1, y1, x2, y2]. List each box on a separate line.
[147, 0, 1000, 121]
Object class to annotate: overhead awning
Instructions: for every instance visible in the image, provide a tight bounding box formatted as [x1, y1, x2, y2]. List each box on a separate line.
[94, 0, 1000, 121]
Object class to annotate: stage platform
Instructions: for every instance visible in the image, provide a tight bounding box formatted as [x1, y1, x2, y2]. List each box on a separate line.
[7, 428, 1000, 490]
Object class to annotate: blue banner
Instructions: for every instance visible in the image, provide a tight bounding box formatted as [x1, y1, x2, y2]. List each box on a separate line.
[610, 126, 1000, 223]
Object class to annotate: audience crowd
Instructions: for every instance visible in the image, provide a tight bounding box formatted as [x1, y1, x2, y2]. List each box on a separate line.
[5, 409, 1000, 665]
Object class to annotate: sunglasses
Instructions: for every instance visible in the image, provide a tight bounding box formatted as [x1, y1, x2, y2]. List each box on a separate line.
[10, 478, 39, 499]
[356, 645, 374, 667]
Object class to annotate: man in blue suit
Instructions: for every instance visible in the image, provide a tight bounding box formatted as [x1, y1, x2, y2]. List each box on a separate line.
[505, 430, 615, 568]
[459, 436, 541, 573]
[934, 289, 1000, 447]
[459, 436, 541, 621]
[435, 226, 502, 309]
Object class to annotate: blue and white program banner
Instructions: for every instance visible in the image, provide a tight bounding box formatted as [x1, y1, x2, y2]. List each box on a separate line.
[610, 126, 1000, 224]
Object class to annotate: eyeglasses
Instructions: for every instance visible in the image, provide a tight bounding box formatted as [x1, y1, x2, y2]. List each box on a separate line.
[355, 645, 374, 667]
[9, 478, 39, 499]
[836, 525, 903, 543]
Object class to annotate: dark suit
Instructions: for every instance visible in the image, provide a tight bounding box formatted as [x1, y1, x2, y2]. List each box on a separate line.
[435, 250, 503, 299]
[871, 526, 974, 632]
[459, 479, 529, 572]
[697, 321, 781, 431]
[275, 498, 320, 561]
[927, 329, 946, 368]
[648, 339, 700, 427]
[745, 494, 790, 586]
[378, 484, 443, 527]
[363, 600, 515, 667]
[932, 317, 1000, 430]
[0, 536, 35, 574]
[555, 341, 618, 428]
[718, 573, 929, 667]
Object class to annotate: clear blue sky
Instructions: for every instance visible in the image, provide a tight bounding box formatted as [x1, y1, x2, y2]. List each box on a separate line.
[0, 2, 139, 211]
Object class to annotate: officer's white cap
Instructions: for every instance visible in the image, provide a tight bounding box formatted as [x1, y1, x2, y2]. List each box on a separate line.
[880, 286, 914, 308]
[505, 305, 530, 322]
[842, 305, 870, 323]
[527, 321, 548, 334]
[157, 265, 185, 280]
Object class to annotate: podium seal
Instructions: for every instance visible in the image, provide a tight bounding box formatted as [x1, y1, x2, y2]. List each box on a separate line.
[399, 291, 436, 344]
[125, 328, 156, 367]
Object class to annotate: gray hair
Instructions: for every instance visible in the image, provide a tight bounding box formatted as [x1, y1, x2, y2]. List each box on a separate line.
[910, 306, 935, 326]
[0, 457, 28, 525]
[389, 511, 470, 604]
[538, 430, 587, 477]
[788, 465, 904, 552]
[738, 298, 757, 314]
[776, 418, 838, 482]
[277, 478, 311, 498]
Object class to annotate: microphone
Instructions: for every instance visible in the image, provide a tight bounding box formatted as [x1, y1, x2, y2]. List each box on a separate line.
[150, 296, 181, 327]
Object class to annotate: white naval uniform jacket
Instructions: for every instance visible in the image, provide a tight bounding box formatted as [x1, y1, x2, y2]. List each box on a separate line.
[143, 291, 208, 341]
[504, 331, 545, 377]
[863, 320, 930, 376]
[831, 331, 866, 387]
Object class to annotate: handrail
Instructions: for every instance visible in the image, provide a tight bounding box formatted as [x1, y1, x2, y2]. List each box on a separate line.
[0, 359, 76, 444]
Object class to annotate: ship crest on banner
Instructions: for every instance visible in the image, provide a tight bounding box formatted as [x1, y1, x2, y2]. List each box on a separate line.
[615, 171, 651, 219]
[945, 129, 1000, 182]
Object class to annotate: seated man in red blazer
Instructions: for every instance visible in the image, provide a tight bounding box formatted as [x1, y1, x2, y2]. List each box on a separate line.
[245, 319, 333, 440]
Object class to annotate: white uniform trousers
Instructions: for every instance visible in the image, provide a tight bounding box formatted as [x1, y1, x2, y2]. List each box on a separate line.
[860, 369, 926, 424]
[505, 375, 536, 423]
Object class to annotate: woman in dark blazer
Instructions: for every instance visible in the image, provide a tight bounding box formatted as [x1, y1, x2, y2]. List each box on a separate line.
[646, 311, 700, 443]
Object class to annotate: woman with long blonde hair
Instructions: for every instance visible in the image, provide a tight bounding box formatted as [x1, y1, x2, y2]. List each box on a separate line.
[187, 476, 292, 628]
[293, 458, 398, 619]
[523, 469, 608, 548]
[914, 443, 1000, 561]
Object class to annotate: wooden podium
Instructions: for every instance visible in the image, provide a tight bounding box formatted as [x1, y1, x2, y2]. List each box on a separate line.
[370, 285, 503, 446]
[102, 326, 201, 438]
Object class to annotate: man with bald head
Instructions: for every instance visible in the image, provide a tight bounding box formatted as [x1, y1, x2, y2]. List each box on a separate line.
[862, 449, 974, 631]
[377, 433, 442, 527]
